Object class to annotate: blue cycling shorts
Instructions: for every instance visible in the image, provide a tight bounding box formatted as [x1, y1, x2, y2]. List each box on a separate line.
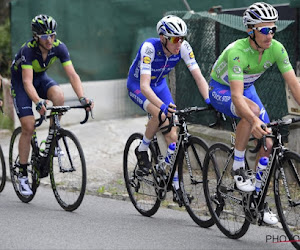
[127, 77, 174, 112]
[11, 72, 58, 118]
[209, 78, 270, 123]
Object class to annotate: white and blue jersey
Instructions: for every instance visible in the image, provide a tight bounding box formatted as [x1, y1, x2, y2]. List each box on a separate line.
[127, 38, 199, 111]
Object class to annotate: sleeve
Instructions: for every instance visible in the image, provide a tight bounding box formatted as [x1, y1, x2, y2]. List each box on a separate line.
[227, 49, 248, 82]
[56, 40, 72, 67]
[273, 41, 293, 74]
[140, 42, 155, 75]
[180, 41, 199, 71]
[20, 46, 34, 70]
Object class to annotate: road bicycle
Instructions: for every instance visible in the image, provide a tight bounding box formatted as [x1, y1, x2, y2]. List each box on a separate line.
[203, 117, 300, 249]
[123, 106, 215, 227]
[9, 103, 92, 211]
[0, 106, 6, 193]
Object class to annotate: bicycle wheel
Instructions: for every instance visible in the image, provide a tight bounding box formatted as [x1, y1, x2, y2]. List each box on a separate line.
[9, 127, 38, 202]
[50, 128, 86, 211]
[203, 143, 250, 239]
[0, 145, 6, 192]
[274, 151, 300, 249]
[177, 136, 214, 228]
[123, 133, 161, 217]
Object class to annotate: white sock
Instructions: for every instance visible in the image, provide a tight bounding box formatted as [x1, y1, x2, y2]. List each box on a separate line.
[138, 135, 151, 151]
[233, 149, 245, 171]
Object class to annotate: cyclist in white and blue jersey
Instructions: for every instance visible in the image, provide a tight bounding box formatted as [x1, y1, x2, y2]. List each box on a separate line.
[11, 14, 93, 196]
[127, 15, 210, 176]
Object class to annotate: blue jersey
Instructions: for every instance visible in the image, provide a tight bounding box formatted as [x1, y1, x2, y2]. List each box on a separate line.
[11, 38, 72, 77]
[128, 38, 199, 86]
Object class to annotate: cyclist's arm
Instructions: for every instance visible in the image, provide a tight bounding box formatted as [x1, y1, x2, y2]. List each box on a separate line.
[283, 69, 300, 105]
[22, 68, 46, 115]
[22, 68, 40, 104]
[230, 79, 269, 138]
[180, 41, 209, 101]
[190, 68, 209, 100]
[63, 64, 84, 98]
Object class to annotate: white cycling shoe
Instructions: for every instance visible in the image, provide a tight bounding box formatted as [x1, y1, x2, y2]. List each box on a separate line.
[263, 204, 278, 225]
[232, 168, 255, 192]
[18, 176, 33, 196]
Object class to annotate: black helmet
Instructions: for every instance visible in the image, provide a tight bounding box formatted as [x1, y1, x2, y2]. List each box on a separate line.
[31, 14, 57, 36]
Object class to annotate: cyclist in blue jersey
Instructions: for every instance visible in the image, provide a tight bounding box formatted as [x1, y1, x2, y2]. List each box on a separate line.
[209, 2, 300, 224]
[127, 15, 210, 176]
[11, 14, 94, 196]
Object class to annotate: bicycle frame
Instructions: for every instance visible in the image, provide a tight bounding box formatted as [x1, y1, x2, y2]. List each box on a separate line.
[216, 118, 297, 224]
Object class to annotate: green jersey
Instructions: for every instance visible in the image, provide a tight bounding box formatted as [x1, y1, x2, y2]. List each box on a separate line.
[210, 37, 293, 88]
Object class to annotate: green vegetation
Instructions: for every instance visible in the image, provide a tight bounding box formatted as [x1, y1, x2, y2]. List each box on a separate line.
[0, 18, 11, 78]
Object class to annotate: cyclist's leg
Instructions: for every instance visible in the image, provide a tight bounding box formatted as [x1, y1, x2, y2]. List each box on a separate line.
[11, 74, 35, 195]
[209, 79, 257, 192]
[245, 85, 273, 163]
[246, 86, 277, 224]
[127, 79, 158, 174]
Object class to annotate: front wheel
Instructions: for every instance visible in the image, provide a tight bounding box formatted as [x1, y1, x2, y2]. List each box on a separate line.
[9, 127, 38, 202]
[50, 129, 87, 212]
[0, 145, 6, 192]
[123, 133, 161, 217]
[203, 143, 250, 239]
[177, 136, 214, 228]
[274, 151, 300, 250]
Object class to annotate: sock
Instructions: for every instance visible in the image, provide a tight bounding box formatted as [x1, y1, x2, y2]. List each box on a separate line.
[233, 149, 245, 171]
[138, 135, 151, 151]
[19, 163, 28, 177]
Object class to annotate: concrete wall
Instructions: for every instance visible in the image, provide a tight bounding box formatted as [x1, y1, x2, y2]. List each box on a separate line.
[11, 79, 144, 129]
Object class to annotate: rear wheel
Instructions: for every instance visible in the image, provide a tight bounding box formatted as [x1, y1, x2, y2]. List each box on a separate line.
[203, 143, 250, 239]
[274, 151, 300, 250]
[177, 136, 214, 228]
[9, 127, 38, 202]
[123, 133, 161, 217]
[50, 129, 87, 212]
[0, 145, 6, 192]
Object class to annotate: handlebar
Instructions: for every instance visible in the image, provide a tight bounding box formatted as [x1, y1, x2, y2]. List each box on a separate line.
[35, 103, 93, 128]
[174, 105, 213, 117]
[250, 116, 300, 153]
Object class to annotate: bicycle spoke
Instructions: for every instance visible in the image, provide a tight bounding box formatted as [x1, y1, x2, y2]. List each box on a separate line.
[50, 129, 86, 211]
[275, 151, 300, 248]
[178, 136, 213, 228]
[203, 143, 250, 239]
[123, 133, 160, 217]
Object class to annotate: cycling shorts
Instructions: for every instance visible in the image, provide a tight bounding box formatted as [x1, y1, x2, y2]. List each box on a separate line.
[11, 72, 58, 118]
[127, 77, 174, 112]
[209, 78, 270, 123]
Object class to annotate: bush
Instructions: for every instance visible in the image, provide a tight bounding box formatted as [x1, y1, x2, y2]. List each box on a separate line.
[0, 18, 11, 78]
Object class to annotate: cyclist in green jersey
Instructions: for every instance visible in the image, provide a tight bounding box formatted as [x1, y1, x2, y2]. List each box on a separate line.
[209, 2, 300, 224]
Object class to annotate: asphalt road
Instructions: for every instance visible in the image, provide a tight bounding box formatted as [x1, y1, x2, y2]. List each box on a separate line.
[0, 183, 295, 250]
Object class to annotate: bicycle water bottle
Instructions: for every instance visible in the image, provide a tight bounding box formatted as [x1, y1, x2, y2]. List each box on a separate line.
[165, 142, 176, 166]
[255, 156, 268, 194]
[173, 171, 179, 190]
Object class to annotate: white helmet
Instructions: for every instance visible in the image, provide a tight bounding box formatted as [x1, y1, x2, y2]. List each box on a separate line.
[156, 15, 187, 37]
[243, 2, 278, 27]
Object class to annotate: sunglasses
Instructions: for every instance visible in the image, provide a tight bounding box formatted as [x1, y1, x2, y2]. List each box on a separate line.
[165, 36, 185, 44]
[252, 26, 277, 35]
[37, 32, 56, 40]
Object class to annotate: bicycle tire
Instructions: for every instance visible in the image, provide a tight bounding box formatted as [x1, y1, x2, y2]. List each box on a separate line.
[50, 128, 87, 212]
[177, 136, 214, 228]
[0, 145, 6, 192]
[123, 133, 161, 217]
[8, 127, 38, 202]
[203, 143, 250, 239]
[274, 150, 300, 249]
